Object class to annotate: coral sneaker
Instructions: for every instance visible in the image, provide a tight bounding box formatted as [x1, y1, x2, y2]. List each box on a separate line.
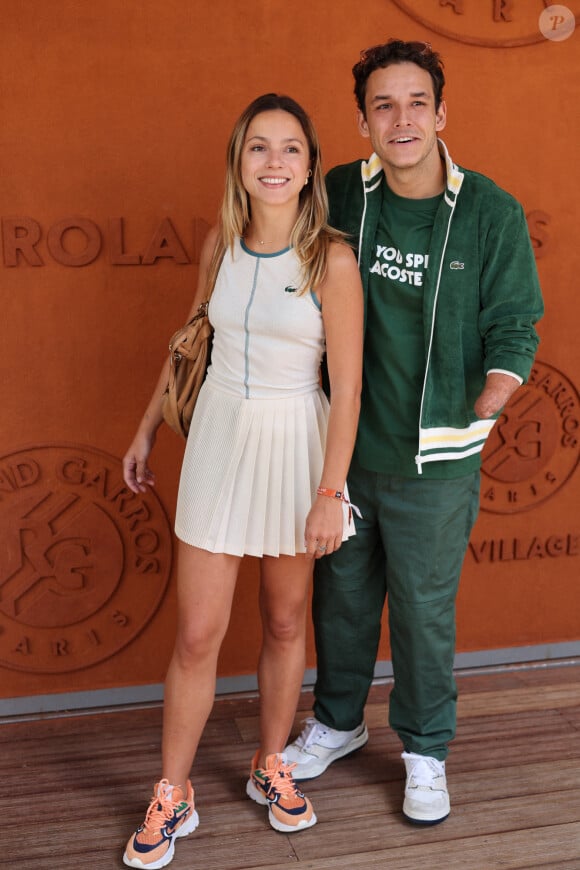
[246, 751, 317, 832]
[123, 779, 199, 868]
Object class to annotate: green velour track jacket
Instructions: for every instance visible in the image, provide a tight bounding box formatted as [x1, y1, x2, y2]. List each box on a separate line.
[325, 140, 544, 473]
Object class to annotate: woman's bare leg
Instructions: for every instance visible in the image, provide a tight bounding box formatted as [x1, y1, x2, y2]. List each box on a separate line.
[161, 541, 241, 787]
[256, 554, 313, 767]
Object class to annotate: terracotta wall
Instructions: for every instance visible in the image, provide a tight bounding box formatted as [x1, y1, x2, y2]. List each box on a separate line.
[1, 0, 579, 700]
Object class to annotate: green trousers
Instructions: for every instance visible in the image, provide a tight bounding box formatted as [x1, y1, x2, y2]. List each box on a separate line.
[312, 461, 480, 761]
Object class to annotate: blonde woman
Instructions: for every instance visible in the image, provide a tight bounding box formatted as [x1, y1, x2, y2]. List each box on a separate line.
[122, 93, 363, 869]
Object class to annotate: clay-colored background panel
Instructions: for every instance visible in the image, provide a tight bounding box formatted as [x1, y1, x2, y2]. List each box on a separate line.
[1, 1, 578, 699]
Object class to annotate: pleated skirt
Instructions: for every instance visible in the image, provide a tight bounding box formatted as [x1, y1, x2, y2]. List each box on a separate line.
[174, 381, 355, 557]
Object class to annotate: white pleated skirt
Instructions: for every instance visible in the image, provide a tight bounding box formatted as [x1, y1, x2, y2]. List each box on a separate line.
[174, 381, 355, 557]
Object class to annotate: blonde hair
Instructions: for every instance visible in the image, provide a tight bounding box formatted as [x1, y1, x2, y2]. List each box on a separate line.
[206, 93, 344, 296]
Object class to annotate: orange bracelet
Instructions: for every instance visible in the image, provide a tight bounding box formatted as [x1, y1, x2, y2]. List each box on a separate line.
[316, 487, 362, 523]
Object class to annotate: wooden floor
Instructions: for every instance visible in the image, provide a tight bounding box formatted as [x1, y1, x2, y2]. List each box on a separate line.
[1, 660, 579, 870]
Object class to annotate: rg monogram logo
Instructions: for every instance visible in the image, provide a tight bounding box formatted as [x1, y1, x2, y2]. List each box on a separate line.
[390, 1, 580, 48]
[481, 361, 580, 513]
[0, 444, 173, 673]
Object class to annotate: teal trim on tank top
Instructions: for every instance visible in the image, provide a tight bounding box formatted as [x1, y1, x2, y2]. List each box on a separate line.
[243, 258, 260, 398]
[240, 238, 318, 307]
[240, 238, 320, 394]
[310, 290, 321, 311]
[240, 238, 292, 258]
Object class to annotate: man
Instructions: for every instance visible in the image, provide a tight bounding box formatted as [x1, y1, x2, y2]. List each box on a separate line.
[285, 39, 543, 825]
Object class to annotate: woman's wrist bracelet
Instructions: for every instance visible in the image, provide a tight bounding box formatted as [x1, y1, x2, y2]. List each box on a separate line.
[316, 486, 362, 523]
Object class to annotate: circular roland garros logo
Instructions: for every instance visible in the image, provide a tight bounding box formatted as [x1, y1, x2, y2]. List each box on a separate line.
[480, 361, 580, 514]
[390, 1, 580, 48]
[0, 444, 173, 673]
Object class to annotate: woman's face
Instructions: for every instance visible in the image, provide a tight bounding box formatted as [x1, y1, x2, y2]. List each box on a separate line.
[240, 109, 311, 208]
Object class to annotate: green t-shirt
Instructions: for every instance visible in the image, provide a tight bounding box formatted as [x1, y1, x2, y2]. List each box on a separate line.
[354, 180, 480, 479]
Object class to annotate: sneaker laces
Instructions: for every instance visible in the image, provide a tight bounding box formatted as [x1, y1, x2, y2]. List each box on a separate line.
[262, 756, 302, 799]
[142, 780, 181, 831]
[407, 756, 445, 788]
[295, 717, 327, 751]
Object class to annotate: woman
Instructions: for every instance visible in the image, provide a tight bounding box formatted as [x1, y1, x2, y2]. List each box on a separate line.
[122, 93, 363, 869]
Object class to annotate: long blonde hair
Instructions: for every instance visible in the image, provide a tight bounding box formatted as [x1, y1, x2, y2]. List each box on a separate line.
[206, 93, 344, 296]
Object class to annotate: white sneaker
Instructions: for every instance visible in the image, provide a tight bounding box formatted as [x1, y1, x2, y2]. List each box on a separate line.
[284, 718, 368, 780]
[402, 752, 450, 825]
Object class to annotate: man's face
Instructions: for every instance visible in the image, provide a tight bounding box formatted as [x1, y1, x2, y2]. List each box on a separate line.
[357, 62, 446, 176]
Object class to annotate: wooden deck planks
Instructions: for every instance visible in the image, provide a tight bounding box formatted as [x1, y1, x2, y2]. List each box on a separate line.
[0, 661, 578, 869]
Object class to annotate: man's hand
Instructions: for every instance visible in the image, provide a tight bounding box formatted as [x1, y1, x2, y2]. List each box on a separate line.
[474, 372, 521, 419]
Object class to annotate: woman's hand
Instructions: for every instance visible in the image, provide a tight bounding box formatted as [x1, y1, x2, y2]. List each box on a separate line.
[122, 429, 157, 494]
[304, 495, 344, 559]
[308, 242, 362, 560]
[121, 225, 220, 497]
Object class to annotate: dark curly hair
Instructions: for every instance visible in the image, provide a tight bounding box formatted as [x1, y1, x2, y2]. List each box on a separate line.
[353, 39, 445, 117]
